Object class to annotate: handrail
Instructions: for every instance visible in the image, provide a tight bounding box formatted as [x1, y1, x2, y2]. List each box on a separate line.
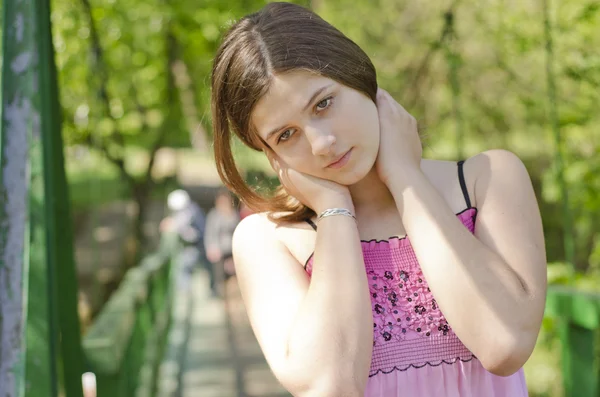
[82, 233, 179, 396]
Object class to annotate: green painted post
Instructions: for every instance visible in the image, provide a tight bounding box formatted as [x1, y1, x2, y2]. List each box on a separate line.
[0, 1, 57, 396]
[0, 0, 85, 396]
[35, 0, 86, 395]
[559, 322, 598, 396]
[546, 287, 600, 397]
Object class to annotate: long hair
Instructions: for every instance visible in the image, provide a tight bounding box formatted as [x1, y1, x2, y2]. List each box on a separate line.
[211, 2, 377, 224]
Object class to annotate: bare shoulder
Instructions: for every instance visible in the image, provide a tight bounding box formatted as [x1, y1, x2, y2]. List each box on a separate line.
[422, 150, 529, 210]
[233, 212, 316, 267]
[234, 212, 278, 243]
[233, 213, 284, 258]
[466, 149, 532, 204]
[467, 149, 528, 176]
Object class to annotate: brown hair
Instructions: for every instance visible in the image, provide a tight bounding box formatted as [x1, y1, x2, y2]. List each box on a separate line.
[211, 2, 377, 224]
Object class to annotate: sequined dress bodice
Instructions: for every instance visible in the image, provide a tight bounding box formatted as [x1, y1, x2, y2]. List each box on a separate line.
[304, 208, 529, 396]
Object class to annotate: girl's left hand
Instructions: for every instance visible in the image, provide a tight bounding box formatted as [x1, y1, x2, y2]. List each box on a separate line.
[375, 88, 423, 186]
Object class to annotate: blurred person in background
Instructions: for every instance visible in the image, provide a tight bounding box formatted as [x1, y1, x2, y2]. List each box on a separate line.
[161, 189, 206, 289]
[204, 187, 240, 298]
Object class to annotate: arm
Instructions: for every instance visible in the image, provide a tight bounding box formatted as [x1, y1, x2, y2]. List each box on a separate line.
[389, 149, 547, 376]
[233, 210, 373, 396]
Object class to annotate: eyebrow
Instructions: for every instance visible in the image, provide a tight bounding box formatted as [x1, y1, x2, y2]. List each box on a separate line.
[265, 84, 333, 141]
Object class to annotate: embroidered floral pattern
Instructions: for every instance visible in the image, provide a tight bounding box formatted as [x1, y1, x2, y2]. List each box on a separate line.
[369, 267, 451, 346]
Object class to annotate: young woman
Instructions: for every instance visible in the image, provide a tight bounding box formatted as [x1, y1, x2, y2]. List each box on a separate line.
[211, 2, 547, 396]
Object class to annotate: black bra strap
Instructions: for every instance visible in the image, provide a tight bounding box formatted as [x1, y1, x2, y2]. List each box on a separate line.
[457, 160, 472, 208]
[305, 218, 317, 231]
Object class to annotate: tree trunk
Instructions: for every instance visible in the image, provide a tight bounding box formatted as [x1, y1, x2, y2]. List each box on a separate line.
[122, 182, 151, 269]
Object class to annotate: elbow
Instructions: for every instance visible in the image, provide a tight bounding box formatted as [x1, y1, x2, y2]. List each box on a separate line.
[482, 356, 524, 377]
[479, 333, 535, 377]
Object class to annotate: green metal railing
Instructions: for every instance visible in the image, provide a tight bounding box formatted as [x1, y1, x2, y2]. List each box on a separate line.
[82, 234, 179, 396]
[545, 286, 600, 397]
[1, 0, 85, 396]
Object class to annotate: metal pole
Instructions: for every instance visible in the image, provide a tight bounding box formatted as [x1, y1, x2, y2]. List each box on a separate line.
[0, 0, 57, 395]
[36, 0, 86, 394]
[0, 0, 85, 395]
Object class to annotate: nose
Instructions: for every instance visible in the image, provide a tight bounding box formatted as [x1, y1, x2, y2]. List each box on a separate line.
[307, 126, 336, 156]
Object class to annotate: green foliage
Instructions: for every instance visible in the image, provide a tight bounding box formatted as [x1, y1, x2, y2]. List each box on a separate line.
[315, 0, 600, 271]
[51, 0, 600, 259]
[548, 262, 600, 293]
[43, 0, 600, 395]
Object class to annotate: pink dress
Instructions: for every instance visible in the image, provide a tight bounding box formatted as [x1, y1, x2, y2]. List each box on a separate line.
[304, 207, 529, 396]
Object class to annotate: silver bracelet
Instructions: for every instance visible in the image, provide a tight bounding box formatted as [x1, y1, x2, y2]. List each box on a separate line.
[317, 208, 357, 223]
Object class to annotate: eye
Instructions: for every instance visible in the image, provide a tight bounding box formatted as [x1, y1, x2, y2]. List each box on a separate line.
[315, 96, 333, 112]
[277, 128, 295, 143]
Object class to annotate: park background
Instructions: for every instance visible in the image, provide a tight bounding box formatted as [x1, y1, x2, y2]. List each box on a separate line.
[1, 0, 599, 396]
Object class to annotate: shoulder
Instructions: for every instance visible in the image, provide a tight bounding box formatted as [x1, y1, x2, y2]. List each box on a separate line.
[422, 150, 530, 210]
[233, 212, 316, 266]
[467, 149, 527, 175]
[233, 213, 280, 250]
[232, 212, 301, 253]
[465, 149, 533, 208]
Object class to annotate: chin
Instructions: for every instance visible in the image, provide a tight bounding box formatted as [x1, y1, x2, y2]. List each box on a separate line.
[332, 157, 375, 186]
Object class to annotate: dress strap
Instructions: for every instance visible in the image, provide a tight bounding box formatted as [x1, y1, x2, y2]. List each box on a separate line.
[457, 160, 472, 209]
[305, 218, 317, 231]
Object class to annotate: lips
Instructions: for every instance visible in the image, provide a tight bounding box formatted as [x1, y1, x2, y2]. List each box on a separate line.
[326, 148, 353, 169]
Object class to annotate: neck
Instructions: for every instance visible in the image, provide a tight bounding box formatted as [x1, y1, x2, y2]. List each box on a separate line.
[349, 167, 397, 218]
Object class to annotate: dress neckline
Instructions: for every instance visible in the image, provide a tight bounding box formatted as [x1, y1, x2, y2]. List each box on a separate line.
[304, 207, 478, 269]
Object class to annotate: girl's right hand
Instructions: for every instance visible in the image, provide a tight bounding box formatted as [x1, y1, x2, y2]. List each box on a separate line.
[266, 150, 354, 215]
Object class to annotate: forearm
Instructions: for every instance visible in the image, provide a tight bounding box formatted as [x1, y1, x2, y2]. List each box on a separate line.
[389, 170, 534, 364]
[284, 214, 373, 395]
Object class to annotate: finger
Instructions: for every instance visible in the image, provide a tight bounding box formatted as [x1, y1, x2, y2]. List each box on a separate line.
[265, 150, 290, 190]
[264, 147, 281, 171]
[376, 88, 398, 112]
[376, 88, 395, 129]
[271, 157, 280, 172]
[376, 88, 396, 114]
[377, 89, 414, 126]
[268, 150, 293, 173]
[264, 146, 275, 161]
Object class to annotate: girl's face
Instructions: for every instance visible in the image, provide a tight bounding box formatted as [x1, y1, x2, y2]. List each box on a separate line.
[250, 70, 380, 186]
